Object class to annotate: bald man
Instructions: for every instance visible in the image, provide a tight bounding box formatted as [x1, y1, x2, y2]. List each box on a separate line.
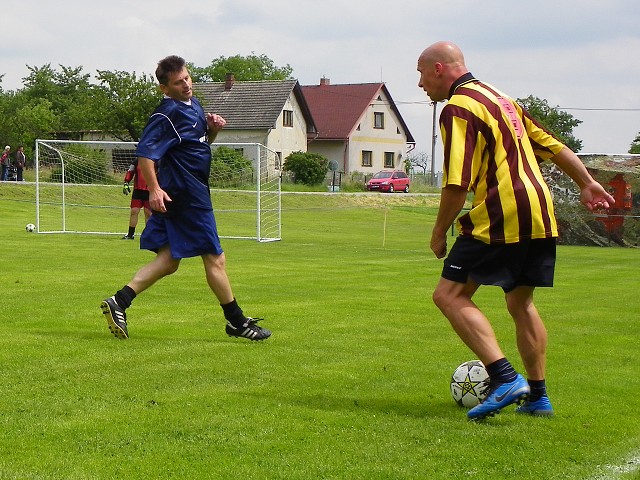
[417, 41, 614, 420]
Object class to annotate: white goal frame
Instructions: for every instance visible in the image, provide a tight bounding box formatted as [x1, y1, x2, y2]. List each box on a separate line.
[34, 139, 281, 242]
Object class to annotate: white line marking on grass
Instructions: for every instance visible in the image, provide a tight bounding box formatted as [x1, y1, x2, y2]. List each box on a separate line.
[589, 450, 640, 480]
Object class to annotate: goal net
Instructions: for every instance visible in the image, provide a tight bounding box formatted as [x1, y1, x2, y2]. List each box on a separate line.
[34, 140, 281, 242]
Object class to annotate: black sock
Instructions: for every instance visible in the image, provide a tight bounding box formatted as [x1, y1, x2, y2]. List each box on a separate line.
[527, 379, 547, 401]
[221, 298, 246, 327]
[114, 285, 136, 309]
[485, 358, 518, 384]
[128, 227, 136, 237]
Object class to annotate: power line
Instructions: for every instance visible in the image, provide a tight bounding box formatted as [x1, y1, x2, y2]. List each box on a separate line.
[559, 107, 640, 112]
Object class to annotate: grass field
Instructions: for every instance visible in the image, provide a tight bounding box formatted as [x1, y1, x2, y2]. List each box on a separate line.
[1, 185, 639, 479]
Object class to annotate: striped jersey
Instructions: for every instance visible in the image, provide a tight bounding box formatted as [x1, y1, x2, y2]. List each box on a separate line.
[440, 74, 565, 244]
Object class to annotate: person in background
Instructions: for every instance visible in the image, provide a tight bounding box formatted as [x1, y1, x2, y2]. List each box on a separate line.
[417, 41, 614, 420]
[14, 146, 26, 182]
[122, 158, 151, 239]
[1, 146, 10, 181]
[100, 55, 271, 342]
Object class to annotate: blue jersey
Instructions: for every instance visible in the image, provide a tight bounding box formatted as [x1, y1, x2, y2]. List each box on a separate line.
[136, 96, 212, 210]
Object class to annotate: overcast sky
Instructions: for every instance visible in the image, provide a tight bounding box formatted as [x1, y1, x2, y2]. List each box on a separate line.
[2, 0, 639, 169]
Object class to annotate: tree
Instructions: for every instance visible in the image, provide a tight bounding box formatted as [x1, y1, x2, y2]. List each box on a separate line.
[517, 95, 583, 152]
[188, 53, 293, 82]
[407, 151, 431, 176]
[94, 70, 162, 141]
[629, 133, 640, 154]
[283, 151, 329, 186]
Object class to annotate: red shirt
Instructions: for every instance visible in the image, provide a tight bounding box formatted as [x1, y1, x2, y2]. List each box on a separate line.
[124, 163, 148, 191]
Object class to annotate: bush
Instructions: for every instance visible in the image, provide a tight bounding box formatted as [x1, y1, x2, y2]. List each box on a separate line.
[283, 151, 328, 186]
[210, 146, 253, 187]
[47, 145, 109, 184]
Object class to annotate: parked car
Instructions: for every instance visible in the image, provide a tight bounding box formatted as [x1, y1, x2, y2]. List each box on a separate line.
[366, 170, 410, 193]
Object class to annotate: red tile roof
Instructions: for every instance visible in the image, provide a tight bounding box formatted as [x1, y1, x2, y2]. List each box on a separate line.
[301, 82, 414, 143]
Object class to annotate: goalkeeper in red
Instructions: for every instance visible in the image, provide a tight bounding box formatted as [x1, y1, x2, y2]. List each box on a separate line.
[121, 158, 151, 240]
[417, 41, 613, 420]
[101, 55, 271, 341]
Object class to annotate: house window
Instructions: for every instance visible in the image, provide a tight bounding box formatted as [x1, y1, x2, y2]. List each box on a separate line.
[283, 110, 293, 127]
[361, 150, 372, 167]
[374, 112, 384, 129]
[384, 152, 394, 168]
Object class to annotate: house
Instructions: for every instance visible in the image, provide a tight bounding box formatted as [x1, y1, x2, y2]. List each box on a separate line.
[301, 78, 415, 174]
[195, 75, 317, 164]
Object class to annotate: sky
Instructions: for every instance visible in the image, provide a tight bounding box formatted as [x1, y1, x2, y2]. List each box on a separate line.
[2, 0, 639, 171]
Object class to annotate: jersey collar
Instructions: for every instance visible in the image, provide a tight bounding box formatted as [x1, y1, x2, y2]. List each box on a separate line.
[163, 95, 192, 106]
[448, 72, 476, 99]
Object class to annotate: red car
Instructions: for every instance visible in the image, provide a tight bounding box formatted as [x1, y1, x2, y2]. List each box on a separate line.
[366, 170, 410, 193]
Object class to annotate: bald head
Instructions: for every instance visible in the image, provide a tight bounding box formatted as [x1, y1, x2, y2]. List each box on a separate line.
[417, 41, 469, 101]
[419, 41, 466, 67]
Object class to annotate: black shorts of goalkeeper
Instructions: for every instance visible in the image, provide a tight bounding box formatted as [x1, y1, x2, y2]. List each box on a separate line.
[441, 236, 556, 293]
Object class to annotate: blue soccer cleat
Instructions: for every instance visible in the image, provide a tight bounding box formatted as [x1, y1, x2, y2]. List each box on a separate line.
[467, 374, 530, 420]
[515, 395, 554, 416]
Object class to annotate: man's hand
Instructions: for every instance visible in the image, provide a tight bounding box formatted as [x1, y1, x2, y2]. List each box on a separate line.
[206, 113, 226, 134]
[581, 182, 615, 211]
[148, 187, 172, 214]
[430, 232, 448, 259]
[123, 183, 131, 195]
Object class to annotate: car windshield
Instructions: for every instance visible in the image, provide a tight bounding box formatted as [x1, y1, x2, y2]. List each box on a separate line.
[372, 171, 393, 179]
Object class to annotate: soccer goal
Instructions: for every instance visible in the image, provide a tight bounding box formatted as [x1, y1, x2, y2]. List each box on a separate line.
[34, 139, 281, 242]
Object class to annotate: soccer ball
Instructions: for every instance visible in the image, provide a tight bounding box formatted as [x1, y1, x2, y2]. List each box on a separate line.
[25, 223, 35, 232]
[450, 360, 490, 408]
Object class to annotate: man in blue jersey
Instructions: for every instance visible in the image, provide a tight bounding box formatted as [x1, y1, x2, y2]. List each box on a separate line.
[101, 55, 271, 342]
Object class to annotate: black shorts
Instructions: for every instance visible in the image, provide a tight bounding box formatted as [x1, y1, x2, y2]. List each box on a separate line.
[442, 236, 557, 292]
[132, 189, 150, 201]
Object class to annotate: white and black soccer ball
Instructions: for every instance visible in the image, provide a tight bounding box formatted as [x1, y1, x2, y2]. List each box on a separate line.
[450, 360, 490, 408]
[25, 223, 35, 232]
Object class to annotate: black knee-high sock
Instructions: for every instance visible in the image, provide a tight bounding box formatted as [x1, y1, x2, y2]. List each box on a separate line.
[221, 298, 246, 327]
[114, 285, 136, 309]
[527, 379, 547, 401]
[485, 358, 518, 384]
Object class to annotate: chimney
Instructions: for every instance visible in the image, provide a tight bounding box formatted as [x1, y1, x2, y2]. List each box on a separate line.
[225, 73, 235, 91]
[320, 77, 330, 86]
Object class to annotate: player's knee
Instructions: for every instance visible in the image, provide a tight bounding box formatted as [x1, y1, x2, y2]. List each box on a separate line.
[163, 258, 180, 276]
[432, 284, 451, 313]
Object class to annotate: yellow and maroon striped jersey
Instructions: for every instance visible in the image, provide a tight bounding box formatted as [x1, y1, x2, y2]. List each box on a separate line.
[440, 76, 565, 244]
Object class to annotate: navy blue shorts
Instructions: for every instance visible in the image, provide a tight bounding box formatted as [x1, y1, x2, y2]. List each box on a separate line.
[140, 208, 223, 259]
[442, 236, 556, 292]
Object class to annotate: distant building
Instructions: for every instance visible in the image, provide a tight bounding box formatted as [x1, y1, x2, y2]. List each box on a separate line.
[195, 75, 317, 165]
[301, 78, 415, 173]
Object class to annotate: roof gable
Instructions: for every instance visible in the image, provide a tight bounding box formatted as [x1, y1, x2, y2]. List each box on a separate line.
[301, 83, 380, 140]
[194, 79, 315, 132]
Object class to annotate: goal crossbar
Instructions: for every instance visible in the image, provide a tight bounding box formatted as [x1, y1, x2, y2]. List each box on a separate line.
[34, 139, 281, 242]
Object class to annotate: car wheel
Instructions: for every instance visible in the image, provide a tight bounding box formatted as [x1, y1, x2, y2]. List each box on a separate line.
[404, 184, 409, 193]
[389, 184, 394, 193]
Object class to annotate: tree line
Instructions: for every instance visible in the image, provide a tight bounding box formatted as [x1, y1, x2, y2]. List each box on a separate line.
[0, 54, 292, 161]
[1, 52, 637, 164]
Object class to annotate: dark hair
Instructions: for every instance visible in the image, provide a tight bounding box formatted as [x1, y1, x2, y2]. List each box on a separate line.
[155, 55, 186, 85]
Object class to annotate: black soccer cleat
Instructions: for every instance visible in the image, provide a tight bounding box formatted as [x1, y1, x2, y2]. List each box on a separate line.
[226, 317, 271, 341]
[101, 296, 129, 339]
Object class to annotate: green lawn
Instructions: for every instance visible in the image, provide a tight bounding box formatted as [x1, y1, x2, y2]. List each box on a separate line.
[0, 187, 639, 479]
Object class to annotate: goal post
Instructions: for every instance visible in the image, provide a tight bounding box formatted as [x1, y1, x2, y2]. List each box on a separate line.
[34, 139, 281, 242]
